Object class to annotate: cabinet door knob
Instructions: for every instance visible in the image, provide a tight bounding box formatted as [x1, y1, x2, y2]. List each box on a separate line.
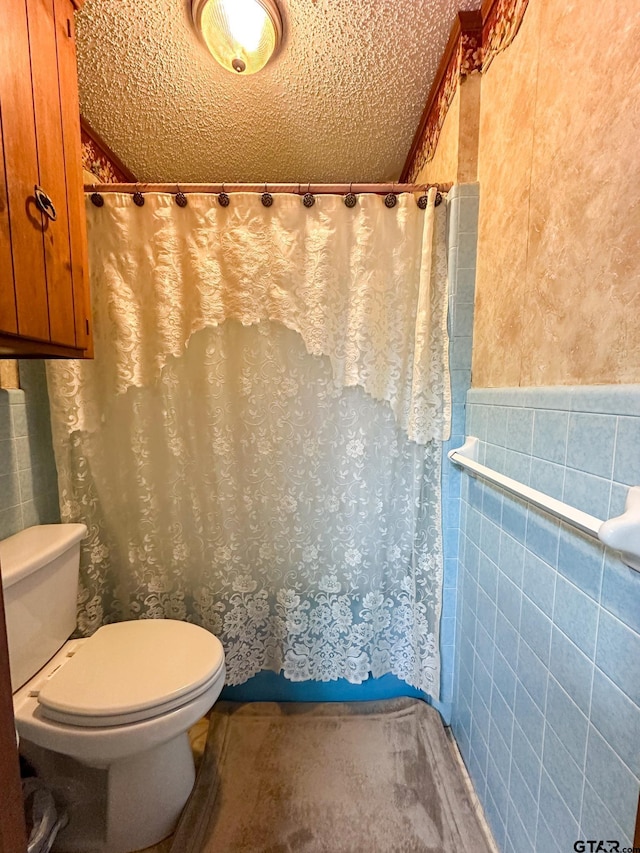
[34, 185, 57, 221]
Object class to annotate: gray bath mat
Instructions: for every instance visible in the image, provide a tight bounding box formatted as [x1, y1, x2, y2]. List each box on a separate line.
[170, 698, 493, 853]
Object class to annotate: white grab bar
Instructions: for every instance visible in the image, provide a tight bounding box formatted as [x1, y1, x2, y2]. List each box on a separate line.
[448, 436, 640, 572]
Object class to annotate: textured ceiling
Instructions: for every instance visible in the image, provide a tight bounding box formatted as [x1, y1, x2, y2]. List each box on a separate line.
[76, 0, 480, 183]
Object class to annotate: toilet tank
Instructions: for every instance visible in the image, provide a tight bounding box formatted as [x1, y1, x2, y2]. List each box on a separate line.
[0, 524, 87, 691]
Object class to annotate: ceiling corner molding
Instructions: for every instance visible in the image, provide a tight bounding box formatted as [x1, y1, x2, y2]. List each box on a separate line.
[401, 0, 530, 183]
[400, 10, 482, 183]
[81, 118, 137, 184]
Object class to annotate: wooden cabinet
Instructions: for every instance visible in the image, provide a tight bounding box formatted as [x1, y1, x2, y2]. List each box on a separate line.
[0, 0, 92, 358]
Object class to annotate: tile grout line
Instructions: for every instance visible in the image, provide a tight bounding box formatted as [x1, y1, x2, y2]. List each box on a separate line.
[577, 598, 602, 836]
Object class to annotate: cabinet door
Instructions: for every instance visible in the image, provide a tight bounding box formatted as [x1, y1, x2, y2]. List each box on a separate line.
[55, 0, 91, 352]
[0, 0, 50, 342]
[27, 0, 77, 348]
[0, 106, 17, 336]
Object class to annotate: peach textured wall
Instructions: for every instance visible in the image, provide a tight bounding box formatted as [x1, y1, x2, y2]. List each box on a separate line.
[473, 0, 640, 387]
[456, 75, 480, 184]
[416, 88, 460, 186]
[416, 75, 481, 187]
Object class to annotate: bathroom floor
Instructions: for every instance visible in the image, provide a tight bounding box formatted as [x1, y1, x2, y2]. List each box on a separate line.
[156, 698, 494, 853]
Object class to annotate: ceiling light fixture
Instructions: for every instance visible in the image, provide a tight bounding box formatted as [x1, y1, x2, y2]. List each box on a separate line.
[192, 0, 283, 75]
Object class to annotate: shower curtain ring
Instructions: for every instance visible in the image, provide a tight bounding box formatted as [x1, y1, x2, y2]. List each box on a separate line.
[175, 183, 187, 207]
[344, 182, 356, 208]
[262, 183, 273, 207]
[133, 183, 145, 207]
[303, 181, 315, 208]
[417, 184, 429, 210]
[218, 182, 230, 207]
[385, 181, 397, 209]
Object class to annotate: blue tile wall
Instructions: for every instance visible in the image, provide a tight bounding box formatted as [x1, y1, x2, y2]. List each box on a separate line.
[453, 385, 640, 851]
[437, 183, 479, 723]
[0, 362, 59, 539]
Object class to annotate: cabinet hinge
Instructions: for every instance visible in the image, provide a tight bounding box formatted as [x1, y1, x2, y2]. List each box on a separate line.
[67, 19, 72, 38]
[85, 319, 90, 335]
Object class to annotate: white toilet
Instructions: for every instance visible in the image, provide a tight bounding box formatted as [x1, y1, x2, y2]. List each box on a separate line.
[1, 523, 226, 853]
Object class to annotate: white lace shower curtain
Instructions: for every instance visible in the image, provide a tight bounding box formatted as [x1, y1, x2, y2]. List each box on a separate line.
[47, 189, 450, 696]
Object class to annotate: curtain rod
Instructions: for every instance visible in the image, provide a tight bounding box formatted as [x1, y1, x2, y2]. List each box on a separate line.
[84, 182, 452, 194]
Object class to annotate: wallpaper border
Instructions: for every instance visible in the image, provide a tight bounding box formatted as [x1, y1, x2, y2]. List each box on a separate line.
[401, 0, 530, 182]
[81, 118, 136, 184]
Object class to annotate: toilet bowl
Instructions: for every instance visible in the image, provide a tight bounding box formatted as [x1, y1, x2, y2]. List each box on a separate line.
[1, 524, 226, 853]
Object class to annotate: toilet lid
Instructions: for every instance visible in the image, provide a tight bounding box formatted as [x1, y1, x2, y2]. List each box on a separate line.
[37, 620, 225, 727]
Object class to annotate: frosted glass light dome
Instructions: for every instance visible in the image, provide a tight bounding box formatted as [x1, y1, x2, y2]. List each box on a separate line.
[192, 0, 283, 75]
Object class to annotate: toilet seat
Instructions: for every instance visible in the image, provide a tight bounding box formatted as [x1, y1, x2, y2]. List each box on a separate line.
[36, 620, 225, 727]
